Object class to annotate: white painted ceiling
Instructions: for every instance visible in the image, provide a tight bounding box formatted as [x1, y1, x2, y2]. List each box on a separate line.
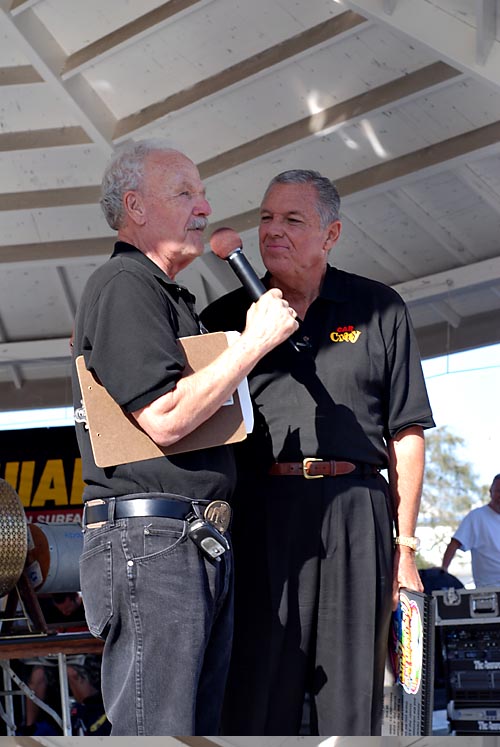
[1, 0, 500, 410]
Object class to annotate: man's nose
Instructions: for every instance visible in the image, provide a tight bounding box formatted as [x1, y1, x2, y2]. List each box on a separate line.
[195, 195, 211, 216]
[266, 217, 284, 235]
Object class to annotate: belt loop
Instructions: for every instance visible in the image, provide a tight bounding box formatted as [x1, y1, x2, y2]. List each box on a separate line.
[108, 497, 116, 525]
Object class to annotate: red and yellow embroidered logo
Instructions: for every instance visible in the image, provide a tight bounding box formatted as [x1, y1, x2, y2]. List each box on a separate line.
[330, 325, 361, 343]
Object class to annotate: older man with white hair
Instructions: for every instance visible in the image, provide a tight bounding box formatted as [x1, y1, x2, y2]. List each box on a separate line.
[71, 139, 298, 735]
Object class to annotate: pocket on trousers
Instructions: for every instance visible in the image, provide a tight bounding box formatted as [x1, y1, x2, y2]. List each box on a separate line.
[142, 520, 187, 559]
[79, 541, 113, 637]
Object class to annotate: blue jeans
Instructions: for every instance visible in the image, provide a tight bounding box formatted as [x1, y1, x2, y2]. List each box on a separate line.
[79, 505, 233, 735]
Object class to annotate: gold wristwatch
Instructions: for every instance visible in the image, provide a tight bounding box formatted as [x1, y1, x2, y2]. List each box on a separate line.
[394, 535, 420, 551]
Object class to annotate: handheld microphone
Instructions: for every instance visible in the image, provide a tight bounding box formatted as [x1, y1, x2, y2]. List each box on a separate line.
[209, 227, 266, 302]
[209, 227, 309, 353]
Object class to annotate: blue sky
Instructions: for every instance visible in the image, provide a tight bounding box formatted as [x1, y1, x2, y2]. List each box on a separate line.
[0, 343, 498, 489]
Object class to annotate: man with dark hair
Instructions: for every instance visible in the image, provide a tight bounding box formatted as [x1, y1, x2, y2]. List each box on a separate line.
[442, 474, 500, 587]
[202, 168, 435, 735]
[71, 139, 298, 735]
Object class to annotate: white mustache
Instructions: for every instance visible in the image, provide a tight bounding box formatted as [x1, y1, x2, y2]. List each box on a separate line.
[187, 218, 208, 231]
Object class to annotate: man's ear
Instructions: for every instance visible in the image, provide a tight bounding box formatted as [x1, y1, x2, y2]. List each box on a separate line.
[123, 190, 146, 226]
[324, 220, 342, 253]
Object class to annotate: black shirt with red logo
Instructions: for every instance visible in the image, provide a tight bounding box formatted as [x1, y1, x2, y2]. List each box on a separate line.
[201, 264, 435, 471]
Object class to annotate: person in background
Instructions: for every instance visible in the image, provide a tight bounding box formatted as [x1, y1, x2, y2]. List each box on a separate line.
[71, 139, 298, 735]
[42, 592, 86, 631]
[21, 651, 111, 737]
[19, 592, 88, 735]
[442, 474, 500, 587]
[201, 168, 435, 735]
[68, 655, 111, 736]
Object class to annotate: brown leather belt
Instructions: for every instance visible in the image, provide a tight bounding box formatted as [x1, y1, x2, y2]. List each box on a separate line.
[268, 459, 379, 479]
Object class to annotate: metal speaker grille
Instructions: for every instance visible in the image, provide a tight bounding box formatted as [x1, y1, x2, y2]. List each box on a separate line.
[0, 478, 27, 597]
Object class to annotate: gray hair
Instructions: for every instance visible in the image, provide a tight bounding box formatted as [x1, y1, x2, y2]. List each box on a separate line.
[100, 138, 179, 230]
[263, 169, 341, 228]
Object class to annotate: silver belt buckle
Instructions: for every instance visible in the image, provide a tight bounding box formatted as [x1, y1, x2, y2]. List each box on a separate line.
[204, 500, 231, 533]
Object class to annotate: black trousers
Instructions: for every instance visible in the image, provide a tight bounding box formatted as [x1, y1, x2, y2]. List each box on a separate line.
[221, 472, 394, 736]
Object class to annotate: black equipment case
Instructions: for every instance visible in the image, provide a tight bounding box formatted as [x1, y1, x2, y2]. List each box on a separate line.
[433, 586, 500, 735]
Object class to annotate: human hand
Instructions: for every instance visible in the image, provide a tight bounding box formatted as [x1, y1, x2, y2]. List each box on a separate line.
[242, 288, 299, 355]
[392, 546, 424, 610]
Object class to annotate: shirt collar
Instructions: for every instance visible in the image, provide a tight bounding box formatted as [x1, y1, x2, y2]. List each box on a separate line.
[112, 241, 195, 302]
[263, 264, 351, 303]
[319, 265, 351, 302]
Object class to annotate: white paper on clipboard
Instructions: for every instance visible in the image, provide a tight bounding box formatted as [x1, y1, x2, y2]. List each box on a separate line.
[225, 330, 254, 434]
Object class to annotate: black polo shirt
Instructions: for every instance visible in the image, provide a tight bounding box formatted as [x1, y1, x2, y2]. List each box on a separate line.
[72, 242, 236, 502]
[201, 264, 435, 471]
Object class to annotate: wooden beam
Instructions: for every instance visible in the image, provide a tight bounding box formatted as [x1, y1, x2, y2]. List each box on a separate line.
[199, 61, 460, 178]
[0, 64, 42, 84]
[0, 58, 458, 220]
[114, 10, 367, 139]
[0, 338, 70, 362]
[4, 113, 500, 261]
[336, 119, 500, 199]
[394, 255, 500, 304]
[0, 634, 103, 658]
[0, 126, 92, 152]
[416, 306, 500, 360]
[5, 61, 455, 211]
[208, 118, 500, 235]
[0, 186, 100, 211]
[0, 237, 111, 263]
[61, 0, 207, 79]
[0, 5, 115, 150]
[0, 375, 72, 409]
[344, 0, 500, 92]
[429, 300, 462, 329]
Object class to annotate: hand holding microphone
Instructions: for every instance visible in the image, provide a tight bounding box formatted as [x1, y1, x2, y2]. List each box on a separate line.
[209, 227, 308, 353]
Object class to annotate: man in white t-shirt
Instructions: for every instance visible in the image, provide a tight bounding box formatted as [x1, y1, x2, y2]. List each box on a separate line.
[442, 474, 500, 587]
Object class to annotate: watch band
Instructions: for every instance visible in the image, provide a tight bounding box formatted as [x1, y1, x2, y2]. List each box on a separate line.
[394, 535, 420, 551]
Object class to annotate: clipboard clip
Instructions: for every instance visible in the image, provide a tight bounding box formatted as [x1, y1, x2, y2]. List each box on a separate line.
[74, 402, 88, 428]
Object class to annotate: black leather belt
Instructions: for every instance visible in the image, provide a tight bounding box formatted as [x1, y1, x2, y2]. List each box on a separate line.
[269, 459, 381, 479]
[83, 496, 193, 527]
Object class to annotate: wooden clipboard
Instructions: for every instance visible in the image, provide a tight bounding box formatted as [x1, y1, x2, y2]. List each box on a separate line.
[75, 332, 246, 468]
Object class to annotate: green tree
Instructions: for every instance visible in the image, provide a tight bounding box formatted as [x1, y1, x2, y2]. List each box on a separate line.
[418, 426, 489, 556]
